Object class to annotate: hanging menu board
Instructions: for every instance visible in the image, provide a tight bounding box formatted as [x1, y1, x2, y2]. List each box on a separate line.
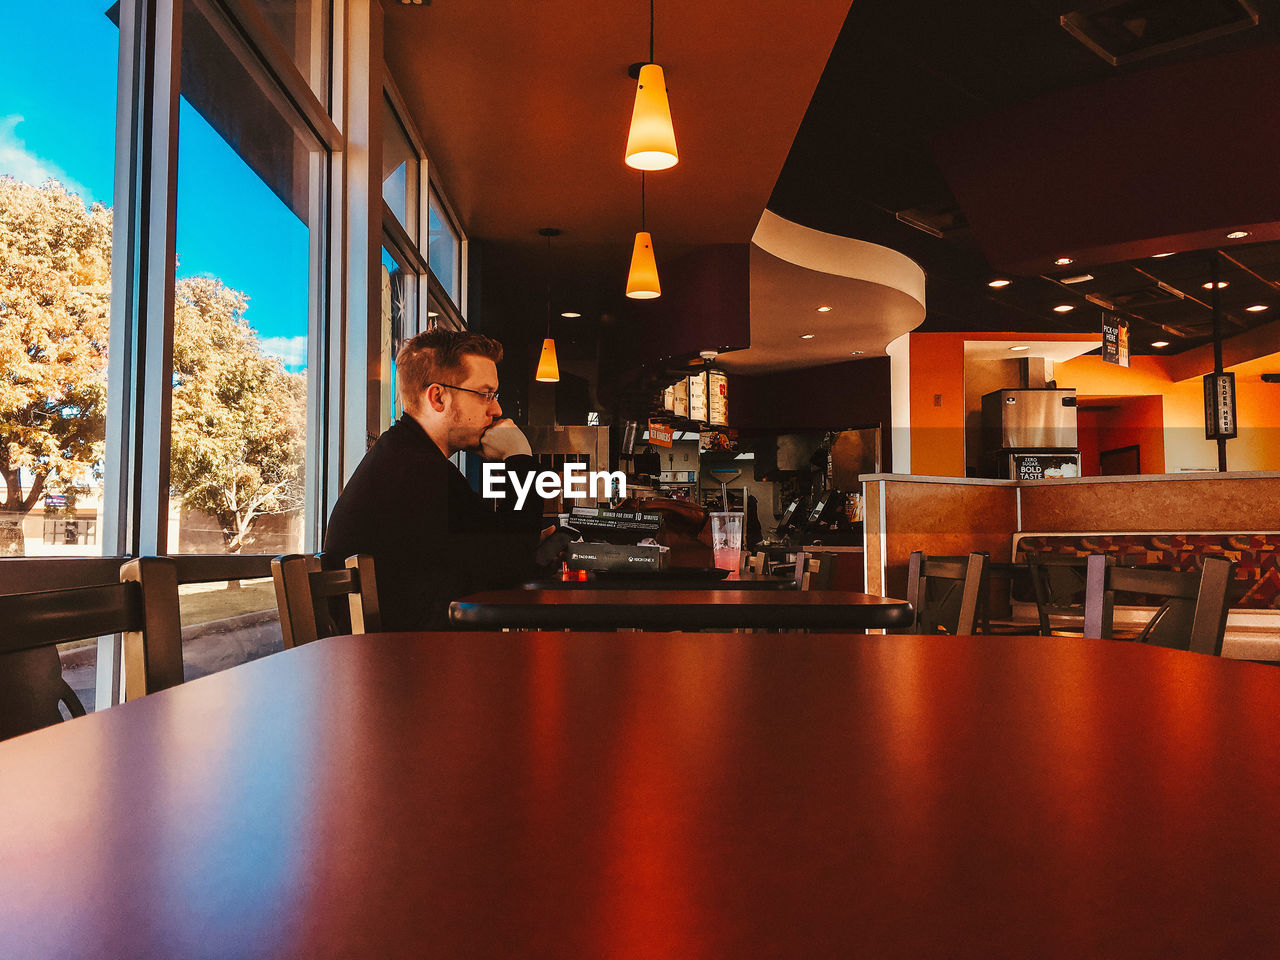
[662, 385, 674, 412]
[708, 369, 728, 426]
[672, 378, 688, 419]
[688, 371, 709, 422]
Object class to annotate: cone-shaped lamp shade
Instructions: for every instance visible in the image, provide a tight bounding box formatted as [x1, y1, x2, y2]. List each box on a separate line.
[535, 338, 560, 382]
[625, 63, 678, 171]
[626, 232, 661, 299]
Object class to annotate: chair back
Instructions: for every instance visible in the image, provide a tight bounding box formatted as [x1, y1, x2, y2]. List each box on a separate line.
[1026, 551, 1096, 636]
[0, 557, 182, 740]
[1083, 555, 1235, 655]
[272, 554, 381, 648]
[895, 552, 987, 635]
[792, 551, 836, 591]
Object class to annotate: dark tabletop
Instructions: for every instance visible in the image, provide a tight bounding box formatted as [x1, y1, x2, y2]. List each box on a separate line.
[521, 571, 797, 591]
[2, 633, 1279, 958]
[450, 587, 914, 630]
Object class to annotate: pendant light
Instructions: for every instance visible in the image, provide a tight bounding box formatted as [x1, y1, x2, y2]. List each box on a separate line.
[626, 174, 661, 299]
[535, 227, 561, 383]
[625, 0, 678, 171]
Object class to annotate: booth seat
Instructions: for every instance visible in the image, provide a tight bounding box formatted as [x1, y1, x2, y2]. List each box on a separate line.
[1011, 532, 1280, 660]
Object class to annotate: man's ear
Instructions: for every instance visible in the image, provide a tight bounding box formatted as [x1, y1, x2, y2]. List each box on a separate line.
[423, 384, 447, 413]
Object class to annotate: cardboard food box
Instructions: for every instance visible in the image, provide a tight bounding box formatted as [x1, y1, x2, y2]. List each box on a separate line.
[566, 542, 668, 573]
[565, 507, 663, 545]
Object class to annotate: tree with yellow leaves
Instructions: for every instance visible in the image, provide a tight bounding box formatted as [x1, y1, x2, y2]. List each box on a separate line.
[0, 177, 110, 555]
[0, 175, 306, 556]
[169, 275, 306, 553]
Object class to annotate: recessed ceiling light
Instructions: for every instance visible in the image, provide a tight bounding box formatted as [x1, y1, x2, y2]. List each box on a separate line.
[816, 305, 832, 312]
[1202, 281, 1229, 290]
[1054, 257, 1074, 266]
[1152, 252, 1175, 258]
[560, 311, 581, 318]
[988, 279, 1011, 288]
[1227, 230, 1250, 239]
[1009, 345, 1029, 352]
[800, 333, 815, 339]
[1061, 273, 1093, 284]
[850, 350, 864, 355]
[1053, 304, 1075, 313]
[1151, 340, 1170, 348]
[1247, 304, 1269, 312]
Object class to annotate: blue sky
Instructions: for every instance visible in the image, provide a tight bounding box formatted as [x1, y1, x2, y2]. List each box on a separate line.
[0, 0, 309, 370]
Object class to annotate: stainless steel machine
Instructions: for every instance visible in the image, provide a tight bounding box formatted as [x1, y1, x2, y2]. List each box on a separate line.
[980, 389, 1080, 479]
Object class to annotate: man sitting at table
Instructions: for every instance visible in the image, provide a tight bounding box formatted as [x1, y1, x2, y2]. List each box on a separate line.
[324, 329, 547, 630]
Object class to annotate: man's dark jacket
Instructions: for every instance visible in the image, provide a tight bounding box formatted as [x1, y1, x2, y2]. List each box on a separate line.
[323, 415, 543, 630]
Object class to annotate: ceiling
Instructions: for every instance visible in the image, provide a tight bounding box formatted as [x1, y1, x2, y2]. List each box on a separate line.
[382, 0, 849, 249]
[769, 0, 1280, 358]
[719, 211, 926, 373]
[383, 0, 1280, 376]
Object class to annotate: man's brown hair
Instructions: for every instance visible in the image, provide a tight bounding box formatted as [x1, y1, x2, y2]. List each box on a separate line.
[396, 329, 504, 414]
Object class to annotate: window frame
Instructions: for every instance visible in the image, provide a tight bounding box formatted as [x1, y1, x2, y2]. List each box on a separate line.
[424, 176, 467, 319]
[99, 0, 340, 707]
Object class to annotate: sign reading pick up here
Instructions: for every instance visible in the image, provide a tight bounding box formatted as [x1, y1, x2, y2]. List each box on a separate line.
[1102, 314, 1129, 367]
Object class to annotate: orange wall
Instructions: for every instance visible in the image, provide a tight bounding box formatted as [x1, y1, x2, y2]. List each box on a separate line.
[907, 334, 966, 476]
[1054, 354, 1280, 472]
[908, 332, 1096, 477]
[1077, 395, 1166, 475]
[907, 334, 1280, 476]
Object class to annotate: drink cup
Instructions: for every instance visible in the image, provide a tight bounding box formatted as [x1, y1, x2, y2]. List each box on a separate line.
[709, 512, 743, 570]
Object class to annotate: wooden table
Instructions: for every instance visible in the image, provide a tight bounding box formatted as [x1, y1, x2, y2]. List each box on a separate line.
[2, 633, 1279, 958]
[521, 571, 797, 591]
[450, 587, 914, 630]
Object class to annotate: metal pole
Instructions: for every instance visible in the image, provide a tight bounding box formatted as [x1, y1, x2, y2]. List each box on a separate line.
[1211, 257, 1227, 472]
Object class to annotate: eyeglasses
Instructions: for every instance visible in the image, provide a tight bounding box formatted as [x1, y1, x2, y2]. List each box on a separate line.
[434, 383, 500, 403]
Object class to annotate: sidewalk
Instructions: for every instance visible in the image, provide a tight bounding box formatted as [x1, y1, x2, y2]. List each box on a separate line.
[62, 609, 284, 712]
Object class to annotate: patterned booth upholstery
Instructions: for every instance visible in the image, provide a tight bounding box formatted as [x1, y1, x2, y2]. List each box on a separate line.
[1014, 533, 1280, 610]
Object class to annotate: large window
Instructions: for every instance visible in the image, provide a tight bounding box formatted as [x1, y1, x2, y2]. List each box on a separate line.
[246, 0, 330, 101]
[2, 1, 475, 707]
[0, 1, 119, 564]
[428, 185, 462, 307]
[381, 244, 417, 429]
[0, 0, 123, 709]
[382, 95, 418, 236]
[170, 0, 327, 559]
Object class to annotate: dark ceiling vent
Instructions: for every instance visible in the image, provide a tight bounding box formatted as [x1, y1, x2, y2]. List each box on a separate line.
[894, 204, 968, 239]
[1060, 0, 1259, 66]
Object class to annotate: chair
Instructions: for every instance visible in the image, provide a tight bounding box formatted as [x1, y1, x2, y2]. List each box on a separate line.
[1026, 551, 1094, 636]
[1083, 554, 1235, 655]
[742, 551, 767, 575]
[893, 552, 987, 635]
[0, 557, 182, 741]
[792, 551, 836, 591]
[272, 554, 381, 648]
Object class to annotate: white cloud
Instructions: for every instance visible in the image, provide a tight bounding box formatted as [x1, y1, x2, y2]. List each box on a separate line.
[0, 115, 94, 202]
[259, 335, 308, 370]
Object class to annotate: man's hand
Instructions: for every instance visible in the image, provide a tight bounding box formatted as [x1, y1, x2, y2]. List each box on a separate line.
[534, 526, 574, 567]
[481, 418, 532, 460]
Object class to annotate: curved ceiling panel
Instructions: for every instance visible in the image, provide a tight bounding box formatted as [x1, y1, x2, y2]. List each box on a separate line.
[718, 211, 926, 374]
